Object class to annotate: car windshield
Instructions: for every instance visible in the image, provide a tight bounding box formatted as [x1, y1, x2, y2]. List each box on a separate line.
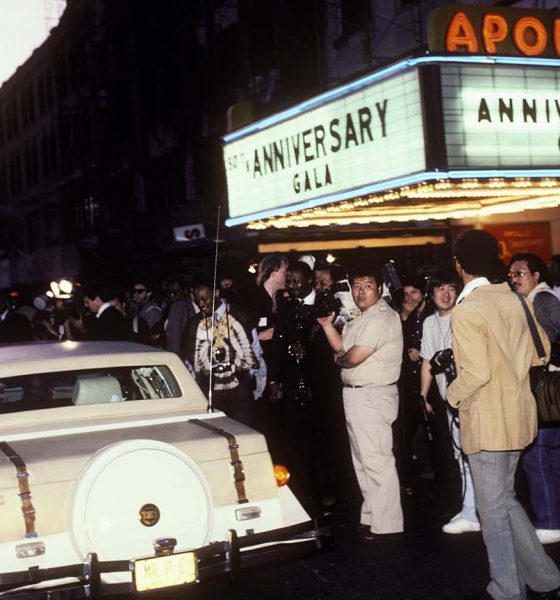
[0, 365, 181, 414]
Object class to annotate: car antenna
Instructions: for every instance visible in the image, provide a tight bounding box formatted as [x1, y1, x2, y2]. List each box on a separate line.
[207, 205, 221, 413]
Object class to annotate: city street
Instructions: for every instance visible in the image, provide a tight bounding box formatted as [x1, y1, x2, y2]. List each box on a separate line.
[195, 475, 560, 600]
[0, 3, 559, 600]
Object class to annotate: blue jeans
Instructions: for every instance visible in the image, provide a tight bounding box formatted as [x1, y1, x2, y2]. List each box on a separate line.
[469, 450, 560, 600]
[522, 427, 560, 530]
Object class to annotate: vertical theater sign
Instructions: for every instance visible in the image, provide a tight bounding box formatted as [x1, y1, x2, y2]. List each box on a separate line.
[222, 3, 560, 233]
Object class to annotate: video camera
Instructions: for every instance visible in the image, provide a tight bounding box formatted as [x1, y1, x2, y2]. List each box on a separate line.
[312, 262, 406, 320]
[312, 279, 360, 322]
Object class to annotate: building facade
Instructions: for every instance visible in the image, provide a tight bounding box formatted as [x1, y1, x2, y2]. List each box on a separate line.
[0, 0, 558, 288]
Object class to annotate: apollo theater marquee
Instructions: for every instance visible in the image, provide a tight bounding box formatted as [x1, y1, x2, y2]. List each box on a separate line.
[221, 3, 560, 251]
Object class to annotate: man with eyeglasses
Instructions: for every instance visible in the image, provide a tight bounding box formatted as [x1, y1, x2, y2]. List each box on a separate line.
[129, 281, 162, 346]
[448, 230, 560, 600]
[508, 253, 560, 547]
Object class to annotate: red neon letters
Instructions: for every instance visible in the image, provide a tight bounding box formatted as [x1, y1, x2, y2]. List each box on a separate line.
[445, 10, 560, 57]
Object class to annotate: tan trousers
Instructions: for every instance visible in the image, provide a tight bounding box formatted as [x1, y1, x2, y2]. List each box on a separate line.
[343, 384, 403, 534]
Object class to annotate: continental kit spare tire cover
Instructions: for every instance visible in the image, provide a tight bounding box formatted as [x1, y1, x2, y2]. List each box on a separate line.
[69, 440, 213, 561]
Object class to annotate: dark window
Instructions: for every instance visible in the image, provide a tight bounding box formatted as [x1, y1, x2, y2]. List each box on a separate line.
[24, 147, 31, 187]
[0, 109, 5, 146]
[340, 0, 370, 38]
[0, 163, 8, 200]
[59, 118, 71, 168]
[9, 155, 22, 196]
[20, 91, 28, 128]
[56, 50, 68, 97]
[20, 84, 35, 128]
[45, 68, 54, 109]
[68, 40, 84, 90]
[26, 210, 44, 251]
[112, 24, 129, 71]
[44, 204, 63, 246]
[41, 135, 51, 179]
[49, 130, 58, 174]
[24, 143, 39, 187]
[74, 195, 100, 234]
[6, 97, 19, 139]
[38, 73, 46, 115]
[27, 83, 36, 124]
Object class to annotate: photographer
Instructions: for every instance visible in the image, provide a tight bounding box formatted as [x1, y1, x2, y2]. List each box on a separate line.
[419, 272, 479, 535]
[309, 261, 361, 512]
[185, 280, 258, 427]
[272, 261, 324, 507]
[317, 264, 403, 539]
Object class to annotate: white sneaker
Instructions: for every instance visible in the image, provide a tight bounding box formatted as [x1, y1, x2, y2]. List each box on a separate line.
[442, 514, 481, 534]
[536, 529, 560, 545]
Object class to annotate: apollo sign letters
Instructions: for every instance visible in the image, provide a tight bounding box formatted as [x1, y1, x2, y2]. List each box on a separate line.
[222, 69, 425, 220]
[441, 64, 560, 167]
[429, 4, 560, 59]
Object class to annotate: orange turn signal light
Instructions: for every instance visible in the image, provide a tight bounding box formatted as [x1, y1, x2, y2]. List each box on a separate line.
[273, 464, 290, 487]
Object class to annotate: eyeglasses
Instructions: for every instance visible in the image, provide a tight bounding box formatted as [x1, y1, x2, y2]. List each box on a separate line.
[133, 288, 147, 294]
[507, 270, 529, 280]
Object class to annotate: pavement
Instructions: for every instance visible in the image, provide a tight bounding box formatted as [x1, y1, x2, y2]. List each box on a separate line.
[193, 455, 560, 600]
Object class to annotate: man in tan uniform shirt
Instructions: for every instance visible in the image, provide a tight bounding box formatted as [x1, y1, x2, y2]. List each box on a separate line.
[318, 265, 403, 537]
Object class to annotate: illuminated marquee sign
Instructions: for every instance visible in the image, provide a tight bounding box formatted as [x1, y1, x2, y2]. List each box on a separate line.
[222, 68, 425, 221]
[428, 4, 560, 58]
[441, 64, 560, 168]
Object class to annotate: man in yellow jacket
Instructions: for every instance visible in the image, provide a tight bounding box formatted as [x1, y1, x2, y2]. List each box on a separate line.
[448, 229, 560, 600]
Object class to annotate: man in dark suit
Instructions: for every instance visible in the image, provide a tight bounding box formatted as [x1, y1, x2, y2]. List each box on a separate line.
[82, 284, 130, 342]
[0, 293, 33, 342]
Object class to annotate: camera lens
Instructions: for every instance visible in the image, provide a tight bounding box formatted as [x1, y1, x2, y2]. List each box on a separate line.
[214, 346, 226, 362]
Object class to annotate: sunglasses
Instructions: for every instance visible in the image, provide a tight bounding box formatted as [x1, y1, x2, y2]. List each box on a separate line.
[133, 288, 147, 294]
[507, 270, 529, 279]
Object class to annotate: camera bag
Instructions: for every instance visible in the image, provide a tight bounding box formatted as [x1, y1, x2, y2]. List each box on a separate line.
[516, 293, 560, 424]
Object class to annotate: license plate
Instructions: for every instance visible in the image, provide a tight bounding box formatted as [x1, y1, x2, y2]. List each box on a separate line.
[134, 551, 197, 592]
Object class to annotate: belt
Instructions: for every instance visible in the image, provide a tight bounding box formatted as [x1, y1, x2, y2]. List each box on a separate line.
[343, 382, 397, 389]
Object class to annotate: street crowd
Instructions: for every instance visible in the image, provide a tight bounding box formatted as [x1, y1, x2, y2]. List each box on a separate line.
[1, 229, 560, 599]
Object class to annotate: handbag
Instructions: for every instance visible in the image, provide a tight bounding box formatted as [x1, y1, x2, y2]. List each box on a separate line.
[516, 293, 560, 424]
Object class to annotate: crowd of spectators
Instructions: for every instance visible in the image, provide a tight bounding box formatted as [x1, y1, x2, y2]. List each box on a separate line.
[1, 240, 560, 597]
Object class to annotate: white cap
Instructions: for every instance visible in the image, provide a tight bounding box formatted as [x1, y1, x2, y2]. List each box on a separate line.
[298, 254, 316, 270]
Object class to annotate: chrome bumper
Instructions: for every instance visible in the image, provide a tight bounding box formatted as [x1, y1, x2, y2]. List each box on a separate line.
[0, 516, 332, 599]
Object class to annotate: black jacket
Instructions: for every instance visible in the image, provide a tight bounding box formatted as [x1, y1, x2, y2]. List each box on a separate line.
[0, 310, 33, 343]
[89, 306, 131, 341]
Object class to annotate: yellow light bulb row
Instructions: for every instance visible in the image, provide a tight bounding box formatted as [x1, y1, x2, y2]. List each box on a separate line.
[246, 178, 560, 230]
